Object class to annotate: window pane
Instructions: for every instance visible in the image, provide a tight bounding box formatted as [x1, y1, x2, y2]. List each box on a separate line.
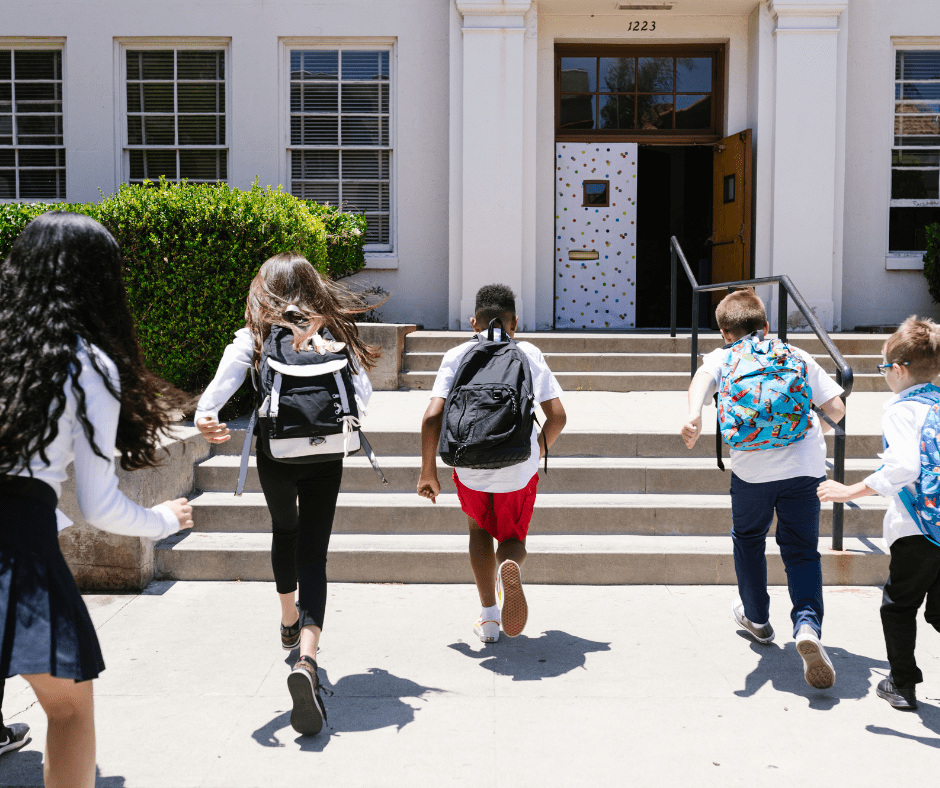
[343, 150, 382, 179]
[15, 115, 63, 145]
[141, 83, 175, 113]
[180, 149, 226, 180]
[178, 115, 223, 145]
[143, 116, 175, 145]
[342, 51, 387, 81]
[0, 83, 10, 108]
[894, 135, 940, 146]
[343, 182, 384, 212]
[897, 51, 940, 80]
[292, 181, 339, 204]
[676, 58, 711, 92]
[0, 51, 11, 81]
[0, 150, 13, 167]
[19, 169, 61, 198]
[141, 149, 177, 180]
[127, 84, 142, 113]
[893, 149, 940, 166]
[14, 50, 61, 81]
[892, 169, 940, 199]
[889, 206, 940, 252]
[291, 150, 339, 179]
[178, 83, 224, 113]
[600, 58, 635, 93]
[560, 94, 595, 130]
[638, 95, 673, 129]
[19, 148, 64, 167]
[895, 113, 940, 138]
[599, 94, 634, 130]
[129, 150, 145, 179]
[901, 83, 940, 100]
[291, 84, 337, 113]
[560, 58, 596, 92]
[291, 115, 338, 145]
[128, 116, 142, 145]
[177, 51, 224, 80]
[15, 82, 60, 110]
[343, 84, 380, 113]
[342, 116, 380, 145]
[0, 171, 13, 198]
[364, 214, 388, 244]
[675, 94, 712, 129]
[896, 100, 940, 115]
[380, 84, 389, 113]
[638, 57, 673, 92]
[292, 51, 338, 80]
[139, 51, 174, 80]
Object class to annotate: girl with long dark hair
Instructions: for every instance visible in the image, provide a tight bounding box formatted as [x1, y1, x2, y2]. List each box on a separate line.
[195, 251, 380, 736]
[0, 211, 194, 788]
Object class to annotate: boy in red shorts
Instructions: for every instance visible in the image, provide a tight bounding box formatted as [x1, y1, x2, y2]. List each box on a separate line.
[417, 285, 566, 642]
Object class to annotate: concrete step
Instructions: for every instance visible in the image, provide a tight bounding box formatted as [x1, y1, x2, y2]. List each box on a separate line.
[402, 351, 881, 375]
[186, 491, 888, 537]
[404, 331, 890, 356]
[400, 369, 883, 393]
[155, 532, 888, 585]
[196, 455, 883, 495]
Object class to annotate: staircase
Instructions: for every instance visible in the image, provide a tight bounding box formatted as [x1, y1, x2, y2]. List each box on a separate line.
[156, 332, 892, 586]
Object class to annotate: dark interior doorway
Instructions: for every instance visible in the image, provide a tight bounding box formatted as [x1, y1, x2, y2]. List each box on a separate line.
[635, 145, 713, 329]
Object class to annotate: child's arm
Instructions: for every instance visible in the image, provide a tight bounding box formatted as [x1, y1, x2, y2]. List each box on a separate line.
[681, 367, 718, 449]
[816, 395, 846, 434]
[537, 397, 567, 457]
[817, 480, 875, 503]
[417, 397, 445, 503]
[194, 328, 254, 444]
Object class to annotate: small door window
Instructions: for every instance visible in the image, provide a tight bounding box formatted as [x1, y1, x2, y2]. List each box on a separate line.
[582, 180, 609, 207]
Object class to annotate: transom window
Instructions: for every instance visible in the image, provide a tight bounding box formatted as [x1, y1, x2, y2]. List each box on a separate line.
[556, 45, 722, 139]
[0, 48, 65, 199]
[124, 48, 227, 184]
[890, 50, 940, 254]
[288, 48, 392, 249]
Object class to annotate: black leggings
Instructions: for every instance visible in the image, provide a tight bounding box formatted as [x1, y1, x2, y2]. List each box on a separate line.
[256, 451, 343, 631]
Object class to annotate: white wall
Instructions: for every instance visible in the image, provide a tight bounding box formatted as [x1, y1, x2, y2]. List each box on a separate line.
[842, 0, 940, 328]
[1, 0, 451, 328]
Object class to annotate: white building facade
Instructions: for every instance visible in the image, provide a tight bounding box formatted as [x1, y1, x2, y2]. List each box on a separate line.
[2, 0, 938, 331]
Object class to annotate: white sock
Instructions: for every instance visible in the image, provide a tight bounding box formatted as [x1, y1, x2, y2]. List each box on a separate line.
[751, 620, 769, 628]
[481, 604, 500, 622]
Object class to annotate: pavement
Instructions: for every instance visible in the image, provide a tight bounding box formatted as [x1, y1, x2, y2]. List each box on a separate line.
[2, 580, 939, 787]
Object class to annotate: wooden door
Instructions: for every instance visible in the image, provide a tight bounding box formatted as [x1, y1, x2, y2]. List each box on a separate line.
[711, 129, 752, 300]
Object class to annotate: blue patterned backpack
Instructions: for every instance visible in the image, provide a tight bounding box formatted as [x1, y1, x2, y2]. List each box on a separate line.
[886, 383, 940, 547]
[717, 334, 814, 455]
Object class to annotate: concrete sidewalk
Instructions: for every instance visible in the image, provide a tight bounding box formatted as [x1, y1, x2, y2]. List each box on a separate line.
[1, 581, 939, 787]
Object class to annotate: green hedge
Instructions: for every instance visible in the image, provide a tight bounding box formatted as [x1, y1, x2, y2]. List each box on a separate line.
[924, 223, 940, 305]
[0, 181, 368, 418]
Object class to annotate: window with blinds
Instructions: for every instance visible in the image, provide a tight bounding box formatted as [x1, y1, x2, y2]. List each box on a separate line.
[891, 50, 940, 254]
[0, 49, 65, 200]
[288, 48, 392, 249]
[125, 49, 227, 184]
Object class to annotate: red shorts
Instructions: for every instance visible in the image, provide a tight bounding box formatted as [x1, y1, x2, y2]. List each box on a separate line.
[453, 470, 539, 543]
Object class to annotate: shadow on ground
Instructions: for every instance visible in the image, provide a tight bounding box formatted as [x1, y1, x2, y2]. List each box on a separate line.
[0, 750, 125, 788]
[447, 629, 612, 681]
[734, 633, 888, 709]
[252, 667, 444, 752]
[867, 701, 940, 748]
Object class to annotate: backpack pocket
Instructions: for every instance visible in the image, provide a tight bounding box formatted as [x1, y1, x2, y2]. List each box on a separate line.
[268, 379, 342, 439]
[446, 385, 519, 445]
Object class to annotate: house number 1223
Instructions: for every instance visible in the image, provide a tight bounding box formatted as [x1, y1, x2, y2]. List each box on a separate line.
[627, 21, 657, 31]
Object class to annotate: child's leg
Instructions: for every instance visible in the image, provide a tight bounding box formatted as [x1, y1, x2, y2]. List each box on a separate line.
[881, 535, 940, 688]
[496, 538, 527, 567]
[773, 476, 824, 638]
[729, 474, 776, 625]
[468, 516, 498, 607]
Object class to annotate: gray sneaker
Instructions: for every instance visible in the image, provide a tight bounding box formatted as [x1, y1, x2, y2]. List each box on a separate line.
[0, 723, 30, 756]
[795, 624, 836, 689]
[732, 598, 775, 643]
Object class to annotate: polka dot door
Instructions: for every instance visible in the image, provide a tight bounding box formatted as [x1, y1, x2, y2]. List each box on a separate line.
[554, 142, 638, 329]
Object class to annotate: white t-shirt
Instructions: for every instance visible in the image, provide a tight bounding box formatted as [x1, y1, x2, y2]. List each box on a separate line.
[699, 342, 844, 483]
[430, 333, 564, 493]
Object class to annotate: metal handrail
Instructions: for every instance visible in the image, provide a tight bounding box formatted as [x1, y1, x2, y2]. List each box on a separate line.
[669, 235, 854, 550]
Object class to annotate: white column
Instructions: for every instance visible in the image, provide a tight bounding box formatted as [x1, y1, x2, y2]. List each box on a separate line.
[452, 1, 533, 329]
[768, 0, 847, 331]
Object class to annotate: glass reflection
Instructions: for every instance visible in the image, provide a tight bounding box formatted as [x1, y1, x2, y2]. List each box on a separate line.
[675, 95, 711, 129]
[638, 57, 673, 92]
[676, 58, 711, 92]
[560, 58, 596, 92]
[560, 94, 596, 130]
[599, 94, 635, 130]
[600, 58, 635, 93]
[638, 94, 673, 129]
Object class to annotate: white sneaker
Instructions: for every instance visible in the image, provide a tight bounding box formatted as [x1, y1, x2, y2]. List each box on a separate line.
[0, 723, 30, 755]
[473, 616, 500, 643]
[795, 625, 836, 689]
[496, 560, 528, 637]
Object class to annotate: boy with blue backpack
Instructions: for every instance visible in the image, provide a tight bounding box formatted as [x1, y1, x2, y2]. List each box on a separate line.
[818, 316, 940, 710]
[681, 289, 846, 688]
[417, 284, 566, 643]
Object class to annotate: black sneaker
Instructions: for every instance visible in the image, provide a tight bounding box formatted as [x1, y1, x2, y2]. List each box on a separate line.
[287, 655, 328, 735]
[0, 723, 30, 755]
[877, 677, 918, 711]
[281, 618, 301, 651]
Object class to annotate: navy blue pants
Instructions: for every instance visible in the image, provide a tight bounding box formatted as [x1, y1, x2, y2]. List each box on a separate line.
[730, 473, 826, 638]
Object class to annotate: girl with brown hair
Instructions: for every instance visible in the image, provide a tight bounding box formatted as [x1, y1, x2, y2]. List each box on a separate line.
[194, 251, 380, 736]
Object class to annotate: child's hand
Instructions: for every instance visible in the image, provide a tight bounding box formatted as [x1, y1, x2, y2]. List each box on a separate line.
[417, 474, 441, 504]
[681, 414, 702, 449]
[817, 480, 852, 503]
[162, 497, 194, 530]
[196, 416, 230, 444]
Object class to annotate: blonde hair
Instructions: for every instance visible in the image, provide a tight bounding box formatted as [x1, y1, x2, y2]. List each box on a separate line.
[883, 316, 940, 382]
[715, 288, 767, 339]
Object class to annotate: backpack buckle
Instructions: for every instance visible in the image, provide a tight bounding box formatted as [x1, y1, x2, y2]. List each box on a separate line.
[309, 436, 326, 446]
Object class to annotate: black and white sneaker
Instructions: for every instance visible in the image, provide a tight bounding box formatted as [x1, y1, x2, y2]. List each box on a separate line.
[287, 655, 329, 735]
[281, 619, 301, 651]
[877, 677, 918, 711]
[0, 723, 30, 756]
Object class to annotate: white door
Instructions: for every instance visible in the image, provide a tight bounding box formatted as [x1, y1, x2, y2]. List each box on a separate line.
[554, 142, 638, 329]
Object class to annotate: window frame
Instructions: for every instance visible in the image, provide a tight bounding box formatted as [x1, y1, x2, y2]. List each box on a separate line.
[0, 38, 67, 203]
[280, 38, 396, 258]
[554, 43, 726, 144]
[115, 38, 231, 188]
[887, 41, 940, 268]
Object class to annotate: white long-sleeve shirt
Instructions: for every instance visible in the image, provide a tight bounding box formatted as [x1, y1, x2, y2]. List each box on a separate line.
[194, 327, 373, 424]
[863, 382, 935, 548]
[14, 340, 179, 540]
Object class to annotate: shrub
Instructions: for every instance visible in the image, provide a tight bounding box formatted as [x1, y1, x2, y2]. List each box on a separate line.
[924, 223, 940, 305]
[0, 181, 368, 418]
[307, 201, 368, 279]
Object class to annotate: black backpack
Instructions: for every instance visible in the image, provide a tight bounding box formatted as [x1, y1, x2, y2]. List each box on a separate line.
[438, 319, 545, 471]
[234, 324, 386, 495]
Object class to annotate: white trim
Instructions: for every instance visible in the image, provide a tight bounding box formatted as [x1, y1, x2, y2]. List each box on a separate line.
[885, 255, 925, 270]
[267, 357, 348, 377]
[364, 254, 398, 269]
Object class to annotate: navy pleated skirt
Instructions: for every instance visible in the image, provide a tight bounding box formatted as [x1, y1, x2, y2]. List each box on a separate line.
[0, 476, 105, 682]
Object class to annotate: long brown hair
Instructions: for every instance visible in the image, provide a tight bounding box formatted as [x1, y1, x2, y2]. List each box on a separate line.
[245, 252, 382, 370]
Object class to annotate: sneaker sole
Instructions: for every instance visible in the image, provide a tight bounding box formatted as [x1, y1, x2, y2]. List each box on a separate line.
[287, 670, 325, 735]
[499, 562, 527, 638]
[0, 738, 29, 756]
[876, 686, 918, 711]
[796, 639, 836, 689]
[282, 636, 301, 651]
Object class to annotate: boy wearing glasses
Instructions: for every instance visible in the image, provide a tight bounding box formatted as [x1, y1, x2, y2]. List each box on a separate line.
[819, 316, 940, 711]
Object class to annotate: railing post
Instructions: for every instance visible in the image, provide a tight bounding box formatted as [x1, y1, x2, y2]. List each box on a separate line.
[832, 393, 847, 552]
[778, 286, 788, 342]
[670, 243, 677, 338]
[690, 292, 699, 379]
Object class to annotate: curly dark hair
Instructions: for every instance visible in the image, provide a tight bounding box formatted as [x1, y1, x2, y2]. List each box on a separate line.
[0, 211, 194, 474]
[474, 283, 516, 327]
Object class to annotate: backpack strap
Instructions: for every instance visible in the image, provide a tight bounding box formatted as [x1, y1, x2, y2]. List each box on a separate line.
[487, 317, 504, 342]
[534, 408, 548, 475]
[715, 394, 725, 472]
[235, 408, 258, 497]
[358, 431, 388, 486]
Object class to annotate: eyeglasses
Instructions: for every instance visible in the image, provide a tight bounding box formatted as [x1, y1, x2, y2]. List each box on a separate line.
[876, 361, 911, 376]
